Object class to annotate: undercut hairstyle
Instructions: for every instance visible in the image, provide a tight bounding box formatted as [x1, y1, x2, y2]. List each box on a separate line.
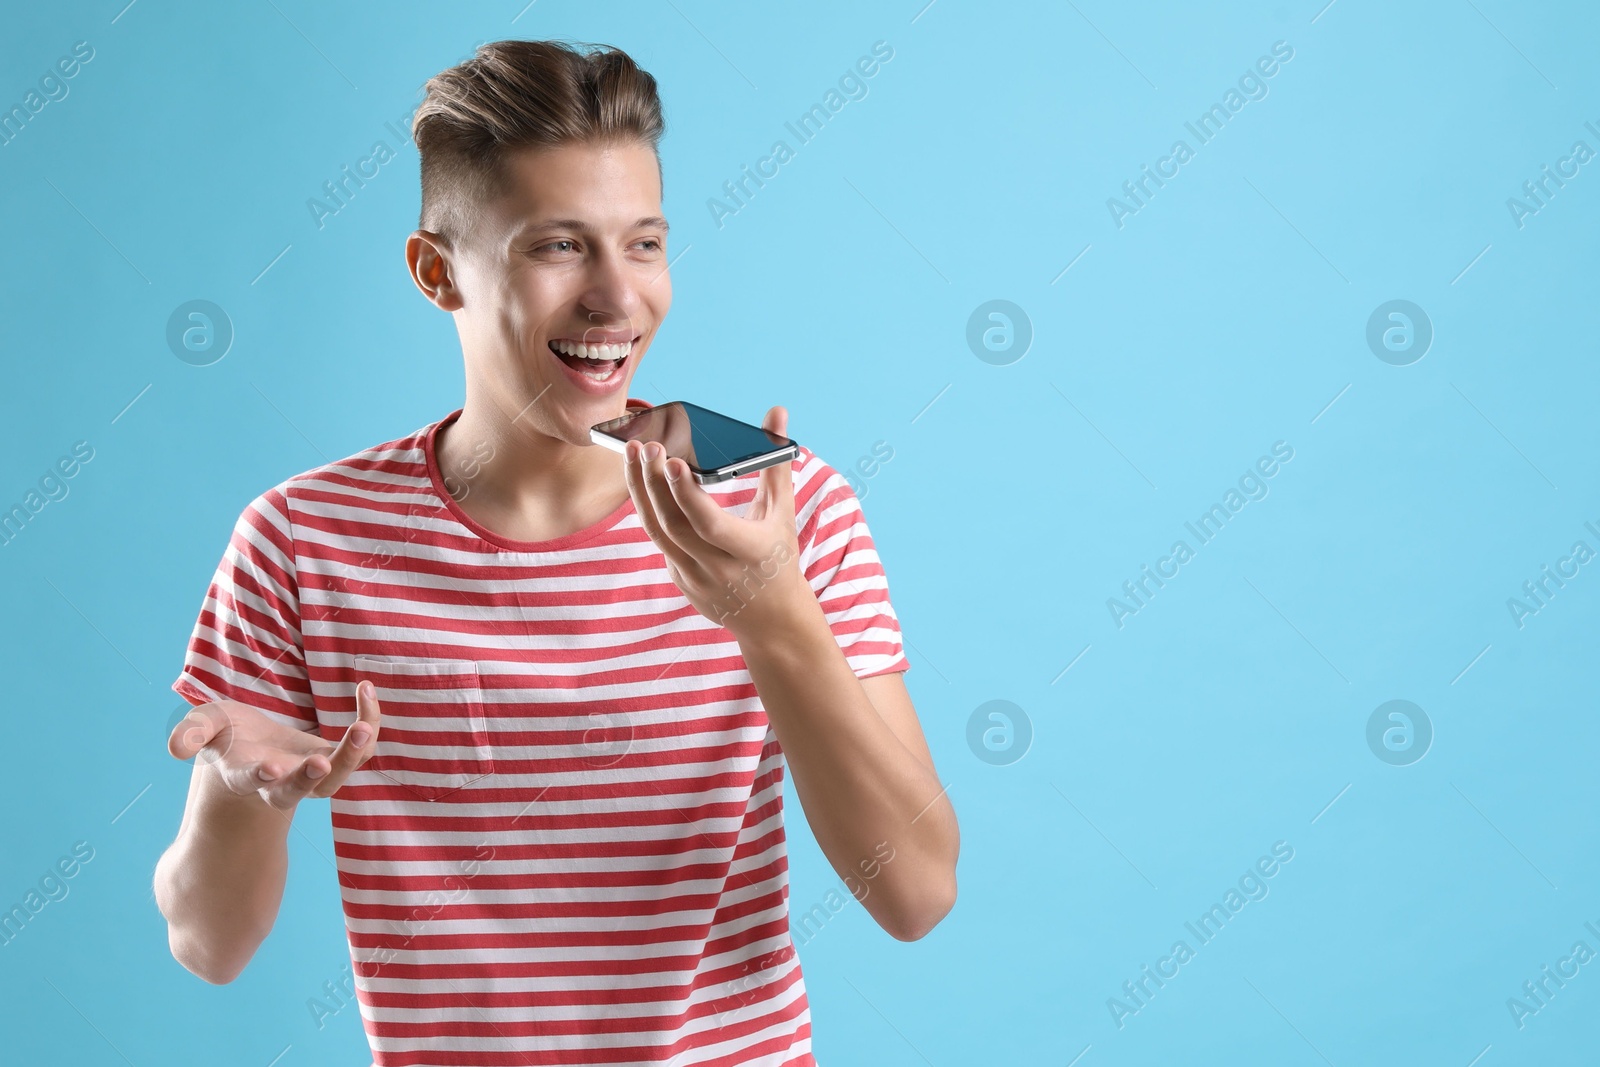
[411, 39, 666, 250]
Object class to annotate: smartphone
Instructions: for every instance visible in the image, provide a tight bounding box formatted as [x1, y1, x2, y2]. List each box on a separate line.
[589, 401, 799, 485]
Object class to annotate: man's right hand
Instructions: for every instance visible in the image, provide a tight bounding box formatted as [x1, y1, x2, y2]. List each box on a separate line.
[167, 682, 383, 810]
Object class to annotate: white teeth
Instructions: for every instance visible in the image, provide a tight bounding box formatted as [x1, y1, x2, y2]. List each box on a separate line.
[552, 338, 633, 360]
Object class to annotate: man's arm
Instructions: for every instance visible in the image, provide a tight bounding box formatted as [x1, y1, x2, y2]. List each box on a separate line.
[154, 690, 382, 983]
[155, 755, 295, 984]
[619, 406, 959, 941]
[737, 590, 958, 942]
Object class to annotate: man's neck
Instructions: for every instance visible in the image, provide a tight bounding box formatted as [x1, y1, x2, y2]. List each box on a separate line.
[436, 398, 630, 543]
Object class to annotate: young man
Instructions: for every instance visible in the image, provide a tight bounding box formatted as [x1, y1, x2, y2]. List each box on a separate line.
[155, 39, 957, 1067]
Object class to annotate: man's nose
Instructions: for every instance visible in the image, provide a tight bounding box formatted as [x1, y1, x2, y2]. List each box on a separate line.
[577, 251, 643, 328]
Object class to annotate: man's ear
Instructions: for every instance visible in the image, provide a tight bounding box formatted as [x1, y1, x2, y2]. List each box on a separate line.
[406, 230, 463, 312]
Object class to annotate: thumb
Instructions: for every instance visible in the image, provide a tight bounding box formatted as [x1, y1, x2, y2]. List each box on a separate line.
[169, 703, 228, 761]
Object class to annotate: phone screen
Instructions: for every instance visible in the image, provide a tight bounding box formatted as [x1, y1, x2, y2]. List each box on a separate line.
[593, 401, 793, 473]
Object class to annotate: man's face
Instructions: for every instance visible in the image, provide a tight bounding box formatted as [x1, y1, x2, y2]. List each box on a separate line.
[438, 139, 671, 444]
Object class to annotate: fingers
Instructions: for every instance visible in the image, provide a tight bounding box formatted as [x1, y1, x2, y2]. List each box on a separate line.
[645, 446, 735, 560]
[662, 463, 735, 550]
[249, 753, 317, 811]
[246, 711, 375, 810]
[305, 679, 383, 799]
[188, 687, 381, 808]
[625, 440, 712, 576]
[648, 436, 744, 553]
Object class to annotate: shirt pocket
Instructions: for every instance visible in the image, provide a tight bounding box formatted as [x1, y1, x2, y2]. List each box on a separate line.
[352, 655, 493, 801]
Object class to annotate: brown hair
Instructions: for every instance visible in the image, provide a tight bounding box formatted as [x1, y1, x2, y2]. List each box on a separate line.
[411, 39, 666, 249]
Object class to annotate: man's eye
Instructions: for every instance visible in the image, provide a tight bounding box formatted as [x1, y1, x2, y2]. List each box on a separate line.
[637, 239, 663, 252]
[538, 240, 577, 254]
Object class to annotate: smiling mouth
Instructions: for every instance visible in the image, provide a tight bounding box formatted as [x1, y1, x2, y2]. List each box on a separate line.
[549, 337, 635, 382]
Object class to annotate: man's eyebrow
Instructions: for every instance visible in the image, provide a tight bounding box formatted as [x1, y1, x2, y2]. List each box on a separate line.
[520, 216, 670, 235]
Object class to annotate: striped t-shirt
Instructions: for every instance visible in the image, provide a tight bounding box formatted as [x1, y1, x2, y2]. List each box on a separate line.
[171, 400, 910, 1067]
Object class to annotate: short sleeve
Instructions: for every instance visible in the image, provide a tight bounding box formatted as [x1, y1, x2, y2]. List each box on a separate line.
[171, 486, 319, 733]
[795, 456, 910, 679]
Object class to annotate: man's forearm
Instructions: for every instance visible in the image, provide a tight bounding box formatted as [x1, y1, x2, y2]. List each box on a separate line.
[154, 763, 293, 984]
[736, 583, 958, 941]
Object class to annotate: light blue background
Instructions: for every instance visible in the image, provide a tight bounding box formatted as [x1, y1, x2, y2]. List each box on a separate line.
[2, 1, 1597, 1064]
